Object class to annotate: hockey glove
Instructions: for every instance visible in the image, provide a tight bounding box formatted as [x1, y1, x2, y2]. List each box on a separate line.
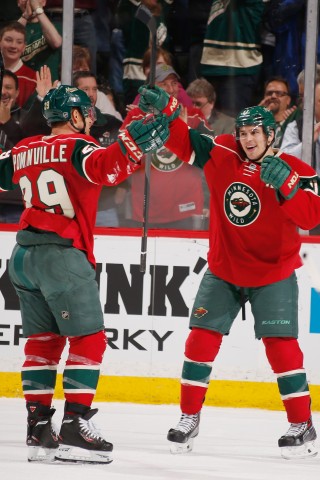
[138, 85, 181, 122]
[260, 155, 300, 200]
[118, 114, 170, 162]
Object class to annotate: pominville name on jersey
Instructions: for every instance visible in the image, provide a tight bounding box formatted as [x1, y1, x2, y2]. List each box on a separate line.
[13, 144, 68, 171]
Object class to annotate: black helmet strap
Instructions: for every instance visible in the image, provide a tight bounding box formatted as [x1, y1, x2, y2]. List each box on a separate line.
[69, 108, 86, 133]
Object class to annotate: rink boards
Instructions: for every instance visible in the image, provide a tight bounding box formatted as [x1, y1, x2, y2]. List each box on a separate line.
[0, 228, 319, 411]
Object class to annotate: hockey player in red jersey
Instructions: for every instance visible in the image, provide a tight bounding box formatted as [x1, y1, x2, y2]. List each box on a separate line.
[139, 84, 320, 459]
[0, 84, 169, 463]
[123, 64, 212, 229]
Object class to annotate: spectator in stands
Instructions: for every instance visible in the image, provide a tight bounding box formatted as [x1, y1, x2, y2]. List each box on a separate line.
[0, 0, 21, 31]
[72, 45, 123, 120]
[73, 71, 122, 143]
[73, 44, 92, 73]
[15, 64, 52, 139]
[17, 0, 62, 82]
[0, 21, 37, 108]
[130, 47, 193, 109]
[258, 77, 297, 148]
[95, 179, 130, 228]
[0, 65, 59, 147]
[45, 0, 98, 74]
[21, 66, 123, 142]
[261, 0, 305, 100]
[107, 11, 125, 102]
[186, 77, 235, 135]
[0, 66, 54, 224]
[122, 63, 213, 230]
[92, 0, 115, 86]
[186, 0, 211, 84]
[72, 70, 128, 227]
[117, 0, 173, 105]
[281, 66, 320, 235]
[0, 70, 24, 223]
[200, 0, 265, 116]
[0, 70, 24, 149]
[142, 46, 172, 77]
[281, 69, 320, 175]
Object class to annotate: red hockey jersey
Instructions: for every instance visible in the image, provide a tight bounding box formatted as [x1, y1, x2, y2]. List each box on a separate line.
[122, 107, 212, 223]
[165, 118, 320, 286]
[0, 133, 140, 265]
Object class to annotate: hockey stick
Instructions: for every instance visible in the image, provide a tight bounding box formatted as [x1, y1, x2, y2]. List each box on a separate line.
[135, 4, 157, 273]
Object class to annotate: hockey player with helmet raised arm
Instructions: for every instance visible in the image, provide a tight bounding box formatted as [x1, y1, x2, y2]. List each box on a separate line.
[138, 84, 320, 459]
[0, 84, 169, 464]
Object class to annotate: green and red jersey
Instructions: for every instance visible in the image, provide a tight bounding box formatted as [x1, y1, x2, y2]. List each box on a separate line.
[0, 133, 140, 265]
[166, 117, 320, 286]
[122, 107, 211, 223]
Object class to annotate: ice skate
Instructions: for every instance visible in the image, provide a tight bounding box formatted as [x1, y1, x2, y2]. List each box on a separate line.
[55, 406, 113, 464]
[278, 417, 318, 459]
[167, 412, 200, 454]
[26, 402, 59, 462]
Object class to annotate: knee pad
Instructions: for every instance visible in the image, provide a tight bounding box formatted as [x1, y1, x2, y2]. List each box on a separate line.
[67, 330, 107, 365]
[185, 327, 223, 362]
[23, 333, 66, 406]
[24, 332, 66, 366]
[263, 337, 303, 373]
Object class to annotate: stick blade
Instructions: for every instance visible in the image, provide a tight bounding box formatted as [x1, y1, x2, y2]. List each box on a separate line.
[135, 4, 157, 34]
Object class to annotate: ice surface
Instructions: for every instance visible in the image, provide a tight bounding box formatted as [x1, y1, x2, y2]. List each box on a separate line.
[1, 398, 319, 480]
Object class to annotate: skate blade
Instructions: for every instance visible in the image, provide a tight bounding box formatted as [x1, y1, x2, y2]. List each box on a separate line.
[28, 446, 57, 463]
[169, 438, 194, 455]
[280, 441, 318, 460]
[55, 444, 113, 464]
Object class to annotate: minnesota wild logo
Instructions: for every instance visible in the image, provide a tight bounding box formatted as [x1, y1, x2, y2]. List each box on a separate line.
[151, 146, 184, 172]
[224, 182, 260, 226]
[193, 307, 208, 318]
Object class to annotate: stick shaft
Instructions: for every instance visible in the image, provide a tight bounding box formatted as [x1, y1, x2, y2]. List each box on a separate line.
[139, 23, 157, 272]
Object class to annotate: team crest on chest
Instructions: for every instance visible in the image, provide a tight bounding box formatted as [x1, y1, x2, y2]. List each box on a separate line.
[224, 182, 261, 226]
[151, 146, 183, 172]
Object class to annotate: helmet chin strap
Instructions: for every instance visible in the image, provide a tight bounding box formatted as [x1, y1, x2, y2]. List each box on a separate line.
[69, 110, 86, 133]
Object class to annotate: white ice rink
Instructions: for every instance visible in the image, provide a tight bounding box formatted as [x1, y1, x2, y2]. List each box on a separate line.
[1, 398, 320, 480]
